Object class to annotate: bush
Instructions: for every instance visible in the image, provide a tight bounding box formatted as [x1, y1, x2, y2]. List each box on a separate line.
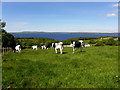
[61, 40, 72, 45]
[103, 39, 117, 46]
[95, 41, 104, 46]
[89, 39, 96, 44]
[2, 32, 16, 48]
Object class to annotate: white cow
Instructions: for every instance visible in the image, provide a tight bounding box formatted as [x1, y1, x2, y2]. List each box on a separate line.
[53, 42, 63, 54]
[32, 45, 38, 50]
[15, 45, 21, 52]
[41, 45, 47, 49]
[52, 43, 54, 47]
[84, 44, 91, 47]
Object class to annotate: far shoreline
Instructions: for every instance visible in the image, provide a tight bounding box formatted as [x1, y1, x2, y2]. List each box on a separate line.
[9, 31, 119, 34]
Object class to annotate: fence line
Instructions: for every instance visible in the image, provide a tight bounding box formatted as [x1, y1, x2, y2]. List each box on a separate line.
[2, 47, 12, 54]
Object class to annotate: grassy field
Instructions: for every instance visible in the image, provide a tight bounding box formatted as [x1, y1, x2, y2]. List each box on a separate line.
[2, 46, 119, 88]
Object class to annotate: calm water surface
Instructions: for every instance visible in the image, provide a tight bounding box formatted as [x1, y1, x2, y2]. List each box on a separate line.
[11, 33, 119, 40]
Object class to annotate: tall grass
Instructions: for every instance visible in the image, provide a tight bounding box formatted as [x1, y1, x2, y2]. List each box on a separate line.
[2, 46, 119, 88]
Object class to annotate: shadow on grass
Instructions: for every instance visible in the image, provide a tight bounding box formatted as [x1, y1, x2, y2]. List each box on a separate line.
[62, 52, 68, 54]
[55, 51, 68, 54]
[73, 50, 86, 54]
[81, 50, 86, 53]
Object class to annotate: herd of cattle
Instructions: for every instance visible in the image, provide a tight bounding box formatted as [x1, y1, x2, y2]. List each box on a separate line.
[14, 40, 89, 54]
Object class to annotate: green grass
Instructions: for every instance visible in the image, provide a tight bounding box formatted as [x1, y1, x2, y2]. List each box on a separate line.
[2, 46, 119, 88]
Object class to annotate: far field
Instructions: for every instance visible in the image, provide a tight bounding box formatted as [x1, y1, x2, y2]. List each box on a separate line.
[2, 46, 119, 88]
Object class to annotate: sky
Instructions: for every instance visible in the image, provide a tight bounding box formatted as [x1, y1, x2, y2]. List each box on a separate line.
[1, 2, 119, 33]
[1, 0, 119, 2]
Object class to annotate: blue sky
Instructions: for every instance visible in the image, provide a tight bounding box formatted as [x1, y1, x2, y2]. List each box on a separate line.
[2, 2, 118, 32]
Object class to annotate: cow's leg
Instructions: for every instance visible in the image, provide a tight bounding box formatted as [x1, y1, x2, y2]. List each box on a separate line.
[19, 49, 21, 52]
[55, 48, 57, 53]
[73, 47, 75, 53]
[13, 49, 15, 53]
[60, 48, 63, 54]
[44, 47, 46, 50]
[18, 50, 20, 52]
[62, 47, 63, 50]
[80, 46, 83, 52]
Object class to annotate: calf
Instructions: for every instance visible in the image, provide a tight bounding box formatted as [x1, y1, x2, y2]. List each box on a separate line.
[52, 42, 63, 54]
[15, 45, 21, 52]
[41, 45, 47, 49]
[72, 40, 83, 53]
[46, 43, 52, 49]
[84, 44, 91, 47]
[32, 45, 38, 50]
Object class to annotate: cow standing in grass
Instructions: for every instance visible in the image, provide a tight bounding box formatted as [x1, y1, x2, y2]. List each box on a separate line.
[15, 45, 21, 52]
[72, 40, 84, 53]
[41, 45, 47, 49]
[52, 42, 63, 54]
[32, 45, 38, 50]
[46, 43, 52, 49]
[41, 43, 52, 50]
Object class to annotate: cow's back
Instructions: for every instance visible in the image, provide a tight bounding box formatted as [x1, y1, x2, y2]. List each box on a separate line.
[75, 41, 81, 47]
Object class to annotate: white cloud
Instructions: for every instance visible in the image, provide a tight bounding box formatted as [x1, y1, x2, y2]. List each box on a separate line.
[112, 3, 120, 7]
[106, 13, 116, 17]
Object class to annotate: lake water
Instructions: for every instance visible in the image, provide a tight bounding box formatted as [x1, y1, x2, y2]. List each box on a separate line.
[11, 33, 119, 40]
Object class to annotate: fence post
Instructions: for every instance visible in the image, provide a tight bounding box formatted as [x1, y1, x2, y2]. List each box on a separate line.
[7, 47, 9, 52]
[4, 48, 6, 53]
[2, 47, 13, 53]
[2, 47, 4, 53]
[4, 48, 6, 52]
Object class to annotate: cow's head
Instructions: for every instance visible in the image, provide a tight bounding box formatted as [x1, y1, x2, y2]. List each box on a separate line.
[59, 42, 63, 45]
[78, 40, 83, 43]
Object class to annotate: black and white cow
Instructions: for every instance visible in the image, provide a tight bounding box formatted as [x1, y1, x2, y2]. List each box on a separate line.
[41, 45, 47, 49]
[46, 43, 52, 49]
[41, 43, 52, 50]
[72, 40, 84, 53]
[15, 45, 21, 52]
[52, 42, 63, 54]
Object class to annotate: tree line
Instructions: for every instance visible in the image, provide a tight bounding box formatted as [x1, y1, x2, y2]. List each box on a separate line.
[1, 20, 16, 50]
[1, 21, 120, 50]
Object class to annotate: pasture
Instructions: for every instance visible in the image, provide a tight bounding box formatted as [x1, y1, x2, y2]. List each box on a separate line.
[2, 46, 119, 88]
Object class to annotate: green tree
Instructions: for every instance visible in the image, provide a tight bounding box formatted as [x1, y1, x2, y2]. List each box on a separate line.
[0, 20, 16, 49]
[0, 19, 6, 29]
[2, 33, 16, 47]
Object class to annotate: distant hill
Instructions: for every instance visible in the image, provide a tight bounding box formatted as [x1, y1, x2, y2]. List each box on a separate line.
[10, 31, 46, 34]
[10, 31, 119, 34]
